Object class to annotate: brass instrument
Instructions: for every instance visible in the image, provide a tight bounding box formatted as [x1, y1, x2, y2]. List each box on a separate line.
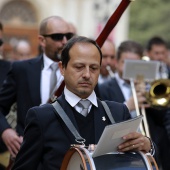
[130, 79, 150, 137]
[133, 56, 170, 137]
[142, 56, 170, 109]
[145, 78, 170, 109]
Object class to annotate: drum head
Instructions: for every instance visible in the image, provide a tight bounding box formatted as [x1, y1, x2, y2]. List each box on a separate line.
[67, 151, 85, 170]
[60, 147, 89, 170]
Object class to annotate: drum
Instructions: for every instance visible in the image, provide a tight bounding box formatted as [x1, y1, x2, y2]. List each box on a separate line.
[0, 151, 10, 168]
[60, 145, 159, 170]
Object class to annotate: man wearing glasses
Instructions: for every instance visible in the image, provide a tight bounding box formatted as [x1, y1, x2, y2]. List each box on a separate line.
[0, 16, 74, 160]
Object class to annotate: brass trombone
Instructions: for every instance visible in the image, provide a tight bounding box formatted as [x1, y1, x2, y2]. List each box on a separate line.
[142, 56, 170, 109]
[130, 78, 151, 137]
[132, 57, 170, 137]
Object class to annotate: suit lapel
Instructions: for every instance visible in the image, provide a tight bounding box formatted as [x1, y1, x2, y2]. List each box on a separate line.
[27, 56, 43, 105]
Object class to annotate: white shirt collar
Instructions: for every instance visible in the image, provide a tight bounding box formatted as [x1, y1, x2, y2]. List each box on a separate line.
[64, 87, 98, 107]
[115, 72, 127, 87]
[43, 53, 58, 70]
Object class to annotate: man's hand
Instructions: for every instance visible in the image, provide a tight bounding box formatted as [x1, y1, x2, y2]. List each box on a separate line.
[135, 82, 150, 108]
[1, 129, 23, 158]
[126, 82, 150, 111]
[126, 96, 136, 111]
[117, 132, 151, 153]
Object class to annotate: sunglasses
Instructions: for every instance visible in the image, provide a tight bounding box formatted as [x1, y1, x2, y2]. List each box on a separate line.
[0, 39, 3, 46]
[42, 33, 74, 41]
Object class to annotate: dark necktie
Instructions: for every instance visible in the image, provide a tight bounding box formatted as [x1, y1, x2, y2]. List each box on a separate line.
[78, 99, 91, 117]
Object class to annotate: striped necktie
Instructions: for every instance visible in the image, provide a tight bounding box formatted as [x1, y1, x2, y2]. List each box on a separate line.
[78, 99, 91, 117]
[49, 63, 58, 96]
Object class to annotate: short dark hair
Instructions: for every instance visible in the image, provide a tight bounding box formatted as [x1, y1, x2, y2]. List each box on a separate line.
[0, 21, 3, 31]
[146, 36, 168, 51]
[61, 36, 102, 68]
[117, 40, 143, 60]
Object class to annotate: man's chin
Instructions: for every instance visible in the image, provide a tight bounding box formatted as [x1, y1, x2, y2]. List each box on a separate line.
[78, 89, 92, 98]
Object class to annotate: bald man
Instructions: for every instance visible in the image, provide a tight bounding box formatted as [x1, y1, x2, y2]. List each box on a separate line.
[0, 16, 73, 158]
[13, 40, 32, 60]
[98, 39, 116, 84]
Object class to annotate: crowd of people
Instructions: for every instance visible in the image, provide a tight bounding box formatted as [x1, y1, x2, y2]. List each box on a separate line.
[0, 15, 169, 170]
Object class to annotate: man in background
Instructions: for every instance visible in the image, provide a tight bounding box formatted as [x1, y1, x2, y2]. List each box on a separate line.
[99, 40, 146, 116]
[0, 16, 73, 159]
[99, 40, 170, 170]
[146, 36, 170, 79]
[98, 39, 116, 84]
[12, 40, 32, 61]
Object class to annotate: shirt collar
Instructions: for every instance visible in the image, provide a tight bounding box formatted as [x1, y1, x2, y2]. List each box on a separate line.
[115, 72, 129, 86]
[115, 72, 130, 87]
[64, 87, 98, 107]
[43, 53, 58, 70]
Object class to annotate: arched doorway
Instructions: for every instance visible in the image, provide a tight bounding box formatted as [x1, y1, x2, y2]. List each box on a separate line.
[0, 0, 39, 60]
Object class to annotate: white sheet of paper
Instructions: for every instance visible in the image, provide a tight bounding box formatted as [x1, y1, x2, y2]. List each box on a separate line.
[92, 115, 143, 158]
[123, 60, 160, 81]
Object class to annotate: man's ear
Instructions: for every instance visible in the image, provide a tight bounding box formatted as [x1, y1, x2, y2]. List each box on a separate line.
[38, 35, 46, 47]
[58, 61, 64, 76]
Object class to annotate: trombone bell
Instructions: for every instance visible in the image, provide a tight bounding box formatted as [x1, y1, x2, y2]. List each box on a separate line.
[146, 79, 170, 108]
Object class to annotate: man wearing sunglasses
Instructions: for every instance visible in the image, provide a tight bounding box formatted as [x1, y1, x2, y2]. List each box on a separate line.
[0, 16, 73, 161]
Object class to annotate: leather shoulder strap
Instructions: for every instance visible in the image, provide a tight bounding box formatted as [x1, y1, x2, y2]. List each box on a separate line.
[101, 101, 115, 124]
[52, 101, 85, 145]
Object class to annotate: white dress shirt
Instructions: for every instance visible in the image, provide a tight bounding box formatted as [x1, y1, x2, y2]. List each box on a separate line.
[64, 87, 98, 115]
[115, 72, 131, 101]
[41, 54, 64, 104]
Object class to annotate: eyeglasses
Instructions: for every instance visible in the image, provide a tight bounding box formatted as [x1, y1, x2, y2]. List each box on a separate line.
[42, 33, 74, 41]
[0, 39, 3, 46]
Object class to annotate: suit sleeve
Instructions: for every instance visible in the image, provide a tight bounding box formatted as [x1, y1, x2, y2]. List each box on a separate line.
[0, 64, 17, 135]
[12, 108, 43, 170]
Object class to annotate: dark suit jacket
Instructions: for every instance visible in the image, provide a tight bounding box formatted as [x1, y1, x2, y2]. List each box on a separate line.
[99, 78, 170, 170]
[12, 93, 130, 170]
[0, 56, 43, 138]
[0, 60, 11, 88]
[166, 65, 170, 79]
[99, 78, 125, 103]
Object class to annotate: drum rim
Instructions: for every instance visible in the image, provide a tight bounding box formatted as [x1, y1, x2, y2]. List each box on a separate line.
[60, 147, 159, 170]
[60, 146, 96, 170]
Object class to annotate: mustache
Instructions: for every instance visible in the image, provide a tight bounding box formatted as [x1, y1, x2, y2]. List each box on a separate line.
[78, 80, 92, 85]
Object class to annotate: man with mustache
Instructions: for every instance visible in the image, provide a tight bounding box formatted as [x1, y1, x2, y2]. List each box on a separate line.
[0, 16, 74, 159]
[12, 36, 153, 170]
